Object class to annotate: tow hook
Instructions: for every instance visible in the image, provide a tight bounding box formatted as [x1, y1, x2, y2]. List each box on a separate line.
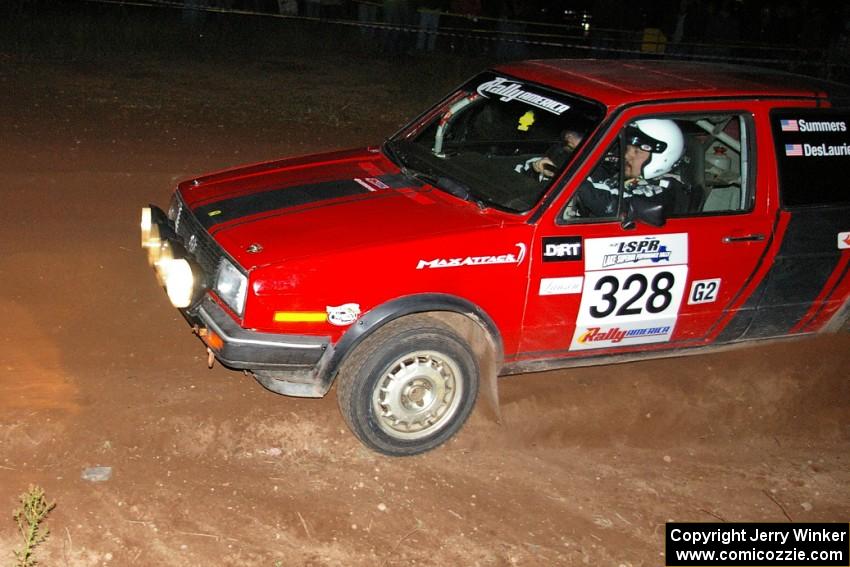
[192, 325, 216, 369]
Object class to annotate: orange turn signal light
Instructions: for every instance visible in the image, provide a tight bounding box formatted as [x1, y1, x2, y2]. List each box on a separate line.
[203, 329, 224, 352]
[273, 311, 327, 323]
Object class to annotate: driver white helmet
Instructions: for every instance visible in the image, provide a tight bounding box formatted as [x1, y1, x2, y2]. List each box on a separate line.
[625, 119, 684, 179]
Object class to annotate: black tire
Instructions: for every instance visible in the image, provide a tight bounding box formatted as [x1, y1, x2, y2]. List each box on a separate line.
[336, 315, 480, 456]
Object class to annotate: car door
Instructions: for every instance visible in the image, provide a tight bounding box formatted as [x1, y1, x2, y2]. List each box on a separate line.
[518, 103, 775, 361]
[730, 106, 850, 338]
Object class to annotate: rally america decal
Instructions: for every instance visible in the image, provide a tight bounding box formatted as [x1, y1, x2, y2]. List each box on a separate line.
[570, 234, 688, 351]
[575, 323, 673, 347]
[417, 243, 527, 270]
[476, 77, 570, 115]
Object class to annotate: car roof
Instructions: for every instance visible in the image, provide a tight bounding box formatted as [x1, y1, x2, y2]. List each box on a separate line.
[494, 59, 850, 109]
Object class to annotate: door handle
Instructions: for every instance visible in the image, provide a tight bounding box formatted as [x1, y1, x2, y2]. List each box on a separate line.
[722, 233, 765, 244]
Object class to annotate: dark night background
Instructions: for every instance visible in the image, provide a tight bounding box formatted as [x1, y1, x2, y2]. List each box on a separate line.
[2, 0, 849, 82]
[1, 2, 850, 566]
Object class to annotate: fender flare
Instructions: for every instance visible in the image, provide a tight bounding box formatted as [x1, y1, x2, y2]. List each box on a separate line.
[324, 293, 505, 420]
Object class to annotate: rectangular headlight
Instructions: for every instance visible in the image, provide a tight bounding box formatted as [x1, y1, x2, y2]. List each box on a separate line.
[167, 193, 181, 221]
[215, 258, 248, 315]
[167, 193, 183, 233]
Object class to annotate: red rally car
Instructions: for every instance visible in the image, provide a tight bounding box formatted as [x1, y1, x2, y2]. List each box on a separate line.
[141, 60, 850, 456]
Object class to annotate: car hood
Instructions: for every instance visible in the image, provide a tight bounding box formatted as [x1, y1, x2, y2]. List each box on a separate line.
[177, 147, 507, 270]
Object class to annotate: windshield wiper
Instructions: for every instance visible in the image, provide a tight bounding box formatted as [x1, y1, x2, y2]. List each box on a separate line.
[383, 140, 408, 169]
[405, 169, 488, 209]
[385, 141, 488, 209]
[412, 171, 468, 199]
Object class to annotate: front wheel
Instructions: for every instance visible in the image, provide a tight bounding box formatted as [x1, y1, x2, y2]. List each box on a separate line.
[336, 316, 479, 456]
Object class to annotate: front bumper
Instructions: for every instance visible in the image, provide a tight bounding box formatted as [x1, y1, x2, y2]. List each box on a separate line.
[142, 205, 335, 398]
[189, 297, 334, 398]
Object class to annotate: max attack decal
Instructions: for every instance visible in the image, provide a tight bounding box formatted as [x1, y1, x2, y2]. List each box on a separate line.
[542, 236, 582, 262]
[326, 303, 361, 326]
[476, 77, 570, 115]
[417, 243, 527, 269]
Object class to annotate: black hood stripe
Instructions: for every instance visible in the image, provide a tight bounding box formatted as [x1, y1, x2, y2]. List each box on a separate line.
[193, 179, 370, 230]
[192, 173, 417, 230]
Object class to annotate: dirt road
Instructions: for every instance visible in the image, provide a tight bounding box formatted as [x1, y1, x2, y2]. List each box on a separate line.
[1, 52, 848, 566]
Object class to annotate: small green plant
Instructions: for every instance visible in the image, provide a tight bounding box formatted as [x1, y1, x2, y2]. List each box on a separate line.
[12, 485, 55, 567]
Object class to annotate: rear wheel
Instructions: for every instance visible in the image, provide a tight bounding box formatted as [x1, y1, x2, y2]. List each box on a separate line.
[336, 316, 479, 456]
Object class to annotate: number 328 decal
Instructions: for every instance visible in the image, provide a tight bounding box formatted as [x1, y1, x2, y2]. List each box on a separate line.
[571, 234, 689, 351]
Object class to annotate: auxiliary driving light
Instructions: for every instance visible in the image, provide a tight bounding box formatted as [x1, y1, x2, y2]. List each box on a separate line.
[164, 258, 195, 308]
[152, 241, 175, 286]
[140, 207, 152, 247]
[145, 223, 164, 266]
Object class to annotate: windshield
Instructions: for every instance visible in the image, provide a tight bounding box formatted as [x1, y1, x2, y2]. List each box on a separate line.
[386, 72, 605, 213]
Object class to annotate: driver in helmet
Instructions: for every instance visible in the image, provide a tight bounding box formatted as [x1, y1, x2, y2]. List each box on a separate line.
[573, 118, 685, 218]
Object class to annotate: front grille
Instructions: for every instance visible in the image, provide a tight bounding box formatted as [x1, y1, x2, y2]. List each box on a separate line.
[174, 195, 225, 282]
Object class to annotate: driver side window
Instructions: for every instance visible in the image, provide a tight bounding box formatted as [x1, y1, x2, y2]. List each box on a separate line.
[562, 139, 621, 221]
[560, 113, 753, 223]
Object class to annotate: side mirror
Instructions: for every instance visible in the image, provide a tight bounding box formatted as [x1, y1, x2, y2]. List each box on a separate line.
[621, 197, 666, 229]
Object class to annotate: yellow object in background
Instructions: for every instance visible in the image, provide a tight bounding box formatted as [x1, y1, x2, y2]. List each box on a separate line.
[517, 111, 535, 131]
[641, 28, 667, 54]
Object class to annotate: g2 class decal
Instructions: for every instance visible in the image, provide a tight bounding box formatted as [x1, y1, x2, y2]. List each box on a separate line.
[571, 234, 688, 351]
[688, 278, 721, 304]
